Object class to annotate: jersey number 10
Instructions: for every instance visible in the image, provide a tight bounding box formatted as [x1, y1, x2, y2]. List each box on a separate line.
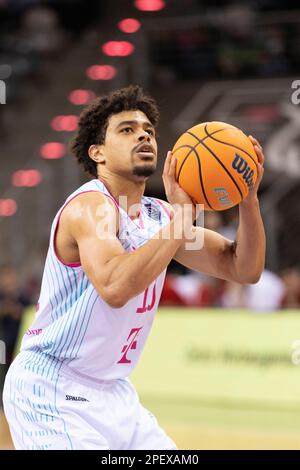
[136, 283, 156, 314]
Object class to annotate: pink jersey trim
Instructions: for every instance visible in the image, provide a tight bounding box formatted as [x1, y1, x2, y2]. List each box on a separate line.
[65, 261, 81, 267]
[53, 189, 120, 268]
[99, 180, 121, 210]
[155, 198, 172, 220]
[100, 179, 145, 229]
[139, 209, 144, 229]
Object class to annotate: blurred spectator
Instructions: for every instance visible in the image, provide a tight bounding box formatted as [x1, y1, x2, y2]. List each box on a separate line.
[173, 272, 216, 307]
[0, 265, 31, 412]
[243, 269, 285, 311]
[213, 270, 286, 311]
[0, 265, 31, 368]
[160, 273, 186, 306]
[160, 271, 218, 307]
[220, 281, 245, 308]
[151, 4, 299, 80]
[20, 239, 48, 304]
[217, 33, 261, 78]
[259, 25, 289, 76]
[280, 268, 300, 308]
[18, 5, 67, 57]
[221, 2, 256, 36]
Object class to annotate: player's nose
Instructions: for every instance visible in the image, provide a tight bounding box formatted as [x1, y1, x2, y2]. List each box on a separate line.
[138, 131, 151, 142]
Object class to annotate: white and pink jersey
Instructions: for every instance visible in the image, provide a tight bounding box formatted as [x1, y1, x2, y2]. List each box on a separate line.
[20, 179, 171, 382]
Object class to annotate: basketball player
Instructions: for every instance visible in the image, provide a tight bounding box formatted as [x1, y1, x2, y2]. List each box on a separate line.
[3, 86, 265, 450]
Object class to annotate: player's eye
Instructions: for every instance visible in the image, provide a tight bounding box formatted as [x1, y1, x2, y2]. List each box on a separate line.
[121, 127, 133, 133]
[147, 129, 155, 136]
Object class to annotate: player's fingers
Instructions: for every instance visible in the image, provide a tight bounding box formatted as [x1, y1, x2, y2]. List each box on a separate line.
[163, 151, 172, 179]
[162, 152, 174, 197]
[249, 135, 263, 151]
[253, 163, 264, 191]
[254, 144, 264, 166]
[168, 155, 177, 178]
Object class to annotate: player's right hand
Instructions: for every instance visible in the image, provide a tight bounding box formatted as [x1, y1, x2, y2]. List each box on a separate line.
[163, 151, 196, 218]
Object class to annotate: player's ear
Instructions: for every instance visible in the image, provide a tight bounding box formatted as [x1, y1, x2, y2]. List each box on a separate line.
[88, 144, 105, 164]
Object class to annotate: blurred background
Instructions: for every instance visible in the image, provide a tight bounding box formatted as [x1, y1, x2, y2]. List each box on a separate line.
[1, 0, 300, 450]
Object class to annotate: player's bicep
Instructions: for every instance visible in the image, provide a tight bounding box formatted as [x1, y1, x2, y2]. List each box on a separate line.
[78, 231, 125, 288]
[69, 193, 126, 299]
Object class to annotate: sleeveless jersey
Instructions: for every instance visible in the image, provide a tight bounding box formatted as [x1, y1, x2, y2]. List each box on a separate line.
[20, 179, 171, 381]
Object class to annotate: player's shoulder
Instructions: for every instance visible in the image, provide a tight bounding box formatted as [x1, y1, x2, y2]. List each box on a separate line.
[61, 190, 119, 238]
[66, 191, 117, 216]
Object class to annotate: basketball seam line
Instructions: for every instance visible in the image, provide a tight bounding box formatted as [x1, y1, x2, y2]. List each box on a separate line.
[204, 124, 258, 166]
[174, 127, 232, 160]
[188, 129, 244, 202]
[175, 126, 232, 184]
[191, 146, 214, 210]
[176, 145, 195, 183]
[203, 125, 246, 198]
[175, 144, 212, 209]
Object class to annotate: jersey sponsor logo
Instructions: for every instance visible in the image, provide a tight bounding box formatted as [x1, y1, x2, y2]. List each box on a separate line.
[65, 394, 89, 402]
[26, 328, 43, 336]
[117, 327, 143, 364]
[144, 202, 161, 222]
[232, 153, 255, 191]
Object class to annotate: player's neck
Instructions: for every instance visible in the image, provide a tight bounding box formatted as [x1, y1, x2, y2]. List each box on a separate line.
[97, 174, 145, 218]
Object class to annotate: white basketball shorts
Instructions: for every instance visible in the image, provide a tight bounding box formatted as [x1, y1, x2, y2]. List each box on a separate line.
[3, 352, 177, 450]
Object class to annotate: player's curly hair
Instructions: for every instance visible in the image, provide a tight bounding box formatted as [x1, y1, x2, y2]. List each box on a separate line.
[70, 85, 160, 178]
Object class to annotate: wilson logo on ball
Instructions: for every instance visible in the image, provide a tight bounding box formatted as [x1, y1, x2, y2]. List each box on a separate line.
[232, 154, 254, 191]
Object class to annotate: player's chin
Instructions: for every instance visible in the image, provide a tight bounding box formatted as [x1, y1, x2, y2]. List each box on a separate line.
[132, 162, 156, 178]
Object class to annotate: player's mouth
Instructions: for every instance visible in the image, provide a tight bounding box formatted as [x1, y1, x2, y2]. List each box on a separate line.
[135, 143, 155, 159]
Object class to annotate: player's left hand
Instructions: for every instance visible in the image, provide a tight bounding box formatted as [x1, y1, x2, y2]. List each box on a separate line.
[242, 135, 264, 203]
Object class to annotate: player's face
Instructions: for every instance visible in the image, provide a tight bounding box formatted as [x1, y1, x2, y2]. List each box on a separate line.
[102, 110, 158, 180]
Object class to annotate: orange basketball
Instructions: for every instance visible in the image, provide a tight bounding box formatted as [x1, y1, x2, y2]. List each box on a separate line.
[172, 121, 258, 211]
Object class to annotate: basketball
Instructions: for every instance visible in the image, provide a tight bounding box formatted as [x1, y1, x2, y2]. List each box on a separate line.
[172, 121, 258, 211]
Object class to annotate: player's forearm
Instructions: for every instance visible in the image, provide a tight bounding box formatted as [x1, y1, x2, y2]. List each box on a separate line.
[232, 197, 266, 284]
[103, 207, 193, 305]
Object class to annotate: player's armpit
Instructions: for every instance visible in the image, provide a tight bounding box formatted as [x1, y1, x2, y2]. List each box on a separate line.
[68, 192, 127, 307]
[173, 226, 239, 282]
